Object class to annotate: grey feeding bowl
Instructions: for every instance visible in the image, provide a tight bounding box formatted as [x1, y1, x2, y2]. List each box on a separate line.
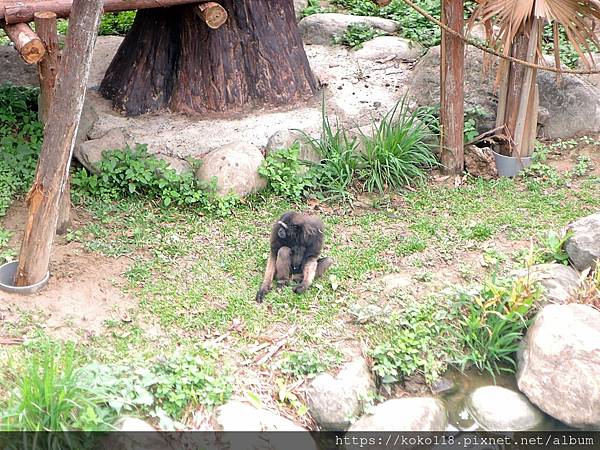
[0, 261, 49, 295]
[493, 151, 532, 177]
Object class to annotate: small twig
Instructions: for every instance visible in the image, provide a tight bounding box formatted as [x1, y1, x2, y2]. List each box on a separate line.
[0, 337, 24, 345]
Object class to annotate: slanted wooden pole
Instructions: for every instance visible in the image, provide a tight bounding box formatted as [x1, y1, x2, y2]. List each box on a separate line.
[439, 0, 464, 175]
[15, 0, 102, 287]
[0, 22, 45, 63]
[34, 11, 70, 234]
[194, 2, 227, 29]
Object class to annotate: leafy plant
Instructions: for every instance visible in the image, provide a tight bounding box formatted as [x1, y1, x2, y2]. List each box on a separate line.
[370, 298, 454, 384]
[381, 0, 441, 47]
[300, 0, 334, 18]
[453, 274, 540, 377]
[0, 84, 43, 217]
[278, 350, 342, 378]
[258, 144, 314, 202]
[151, 351, 232, 417]
[0, 227, 16, 264]
[71, 144, 238, 216]
[333, 24, 385, 49]
[331, 0, 380, 16]
[532, 230, 573, 265]
[395, 235, 427, 256]
[99, 12, 136, 36]
[357, 97, 438, 193]
[0, 341, 116, 432]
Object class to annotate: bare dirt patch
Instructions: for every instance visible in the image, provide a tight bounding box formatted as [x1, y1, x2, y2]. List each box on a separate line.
[1, 201, 135, 341]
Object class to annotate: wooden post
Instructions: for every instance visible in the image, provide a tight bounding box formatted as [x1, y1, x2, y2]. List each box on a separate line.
[15, 0, 102, 287]
[439, 0, 464, 175]
[34, 11, 70, 234]
[34, 12, 60, 123]
[194, 2, 227, 29]
[0, 22, 45, 63]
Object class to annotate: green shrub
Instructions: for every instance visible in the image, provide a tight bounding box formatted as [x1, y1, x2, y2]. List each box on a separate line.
[300, 0, 334, 18]
[71, 144, 238, 216]
[0, 84, 42, 217]
[370, 298, 453, 384]
[357, 97, 438, 193]
[0, 342, 116, 432]
[331, 0, 379, 16]
[99, 12, 136, 36]
[531, 230, 573, 265]
[278, 350, 342, 378]
[333, 24, 385, 49]
[258, 144, 314, 202]
[453, 275, 540, 377]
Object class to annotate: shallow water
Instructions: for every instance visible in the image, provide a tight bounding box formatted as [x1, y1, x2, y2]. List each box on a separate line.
[441, 368, 573, 431]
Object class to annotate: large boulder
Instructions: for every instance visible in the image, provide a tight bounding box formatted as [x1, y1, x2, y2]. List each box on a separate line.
[517, 304, 600, 428]
[195, 142, 266, 197]
[566, 213, 600, 271]
[466, 386, 545, 431]
[348, 397, 447, 431]
[299, 13, 398, 46]
[0, 46, 38, 86]
[409, 46, 600, 139]
[515, 263, 581, 305]
[354, 36, 423, 61]
[74, 128, 134, 174]
[305, 356, 376, 430]
[211, 401, 317, 450]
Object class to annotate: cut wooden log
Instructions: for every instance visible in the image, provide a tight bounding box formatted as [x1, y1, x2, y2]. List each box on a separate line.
[194, 2, 227, 29]
[2, 0, 208, 23]
[0, 22, 45, 64]
[15, 0, 102, 287]
[439, 0, 464, 175]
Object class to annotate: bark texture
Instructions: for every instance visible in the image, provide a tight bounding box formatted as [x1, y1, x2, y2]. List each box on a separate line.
[100, 0, 317, 116]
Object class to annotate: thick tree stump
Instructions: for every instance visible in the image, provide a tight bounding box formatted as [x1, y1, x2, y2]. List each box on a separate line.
[15, 0, 102, 286]
[100, 0, 317, 116]
[1, 22, 45, 63]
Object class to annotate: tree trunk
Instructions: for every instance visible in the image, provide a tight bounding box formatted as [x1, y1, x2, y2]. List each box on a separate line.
[15, 0, 101, 286]
[100, 0, 317, 116]
[439, 0, 464, 175]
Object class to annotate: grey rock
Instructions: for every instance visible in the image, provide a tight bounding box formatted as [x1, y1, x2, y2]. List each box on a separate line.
[88, 36, 124, 88]
[306, 357, 376, 430]
[266, 129, 320, 163]
[349, 397, 447, 431]
[0, 46, 39, 86]
[410, 46, 600, 139]
[195, 142, 266, 197]
[520, 263, 581, 305]
[74, 128, 133, 174]
[464, 145, 498, 180]
[517, 304, 600, 428]
[354, 36, 423, 61]
[537, 71, 600, 139]
[155, 154, 192, 175]
[430, 376, 456, 396]
[211, 401, 318, 449]
[114, 417, 156, 431]
[75, 100, 100, 145]
[566, 213, 600, 271]
[299, 13, 398, 46]
[467, 386, 544, 431]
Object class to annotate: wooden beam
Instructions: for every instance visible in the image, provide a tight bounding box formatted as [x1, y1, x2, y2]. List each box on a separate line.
[194, 2, 227, 29]
[0, 22, 45, 63]
[2, 0, 215, 24]
[15, 0, 102, 287]
[439, 0, 464, 175]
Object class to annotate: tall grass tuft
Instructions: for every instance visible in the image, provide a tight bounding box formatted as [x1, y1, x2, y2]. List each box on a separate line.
[0, 341, 115, 432]
[358, 96, 438, 193]
[301, 102, 360, 202]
